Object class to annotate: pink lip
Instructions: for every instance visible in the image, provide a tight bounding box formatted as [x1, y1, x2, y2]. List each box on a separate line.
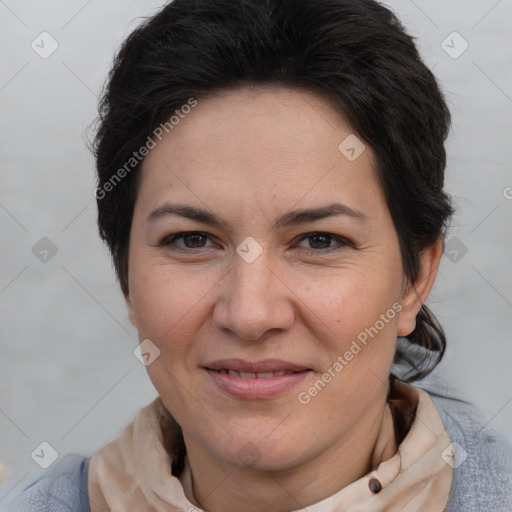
[203, 359, 312, 399]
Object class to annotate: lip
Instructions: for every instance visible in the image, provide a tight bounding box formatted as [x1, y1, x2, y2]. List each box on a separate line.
[203, 359, 312, 399]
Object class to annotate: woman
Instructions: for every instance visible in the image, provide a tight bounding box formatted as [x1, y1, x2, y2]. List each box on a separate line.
[2, 0, 511, 510]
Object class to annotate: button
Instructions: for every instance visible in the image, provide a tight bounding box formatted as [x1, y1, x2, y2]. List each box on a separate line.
[368, 478, 382, 494]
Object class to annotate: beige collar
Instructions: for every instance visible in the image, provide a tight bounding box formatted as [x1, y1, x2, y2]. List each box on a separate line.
[88, 380, 454, 512]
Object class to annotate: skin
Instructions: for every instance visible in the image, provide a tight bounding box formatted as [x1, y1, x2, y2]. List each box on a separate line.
[124, 85, 442, 512]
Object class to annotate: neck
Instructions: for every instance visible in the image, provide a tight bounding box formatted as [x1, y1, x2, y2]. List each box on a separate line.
[182, 390, 398, 512]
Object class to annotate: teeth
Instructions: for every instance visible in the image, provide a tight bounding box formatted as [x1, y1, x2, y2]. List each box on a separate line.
[240, 371, 257, 379]
[219, 369, 292, 378]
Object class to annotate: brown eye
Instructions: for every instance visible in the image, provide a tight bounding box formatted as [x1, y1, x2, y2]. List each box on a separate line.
[161, 232, 212, 249]
[306, 234, 333, 249]
[295, 232, 351, 252]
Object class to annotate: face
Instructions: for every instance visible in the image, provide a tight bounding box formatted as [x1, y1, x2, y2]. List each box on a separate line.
[125, 86, 420, 471]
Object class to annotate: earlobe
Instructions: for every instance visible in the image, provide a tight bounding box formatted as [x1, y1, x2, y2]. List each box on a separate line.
[124, 292, 137, 328]
[397, 238, 443, 337]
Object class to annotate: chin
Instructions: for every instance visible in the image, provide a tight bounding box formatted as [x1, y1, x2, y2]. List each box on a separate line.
[208, 432, 312, 472]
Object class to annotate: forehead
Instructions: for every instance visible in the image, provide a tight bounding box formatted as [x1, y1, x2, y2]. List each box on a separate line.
[135, 85, 383, 218]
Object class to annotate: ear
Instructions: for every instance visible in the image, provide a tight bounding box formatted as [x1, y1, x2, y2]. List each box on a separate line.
[124, 291, 137, 328]
[397, 238, 443, 337]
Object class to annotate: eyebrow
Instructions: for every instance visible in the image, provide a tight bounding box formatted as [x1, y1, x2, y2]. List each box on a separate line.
[146, 202, 367, 231]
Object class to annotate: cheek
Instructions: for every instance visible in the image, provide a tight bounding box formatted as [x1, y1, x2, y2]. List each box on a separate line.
[300, 262, 402, 339]
[296, 277, 401, 412]
[130, 261, 211, 341]
[297, 263, 402, 395]
[128, 264, 211, 411]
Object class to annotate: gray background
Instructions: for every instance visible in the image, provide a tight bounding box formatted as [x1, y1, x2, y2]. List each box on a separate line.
[1, 0, 511, 499]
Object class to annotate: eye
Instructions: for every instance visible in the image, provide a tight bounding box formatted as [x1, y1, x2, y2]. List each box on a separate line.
[159, 231, 352, 254]
[160, 231, 215, 250]
[294, 232, 351, 253]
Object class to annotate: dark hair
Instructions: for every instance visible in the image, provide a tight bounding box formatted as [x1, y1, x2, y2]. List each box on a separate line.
[93, 0, 454, 385]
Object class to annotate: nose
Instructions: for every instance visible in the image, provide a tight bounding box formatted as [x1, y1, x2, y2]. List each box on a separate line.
[212, 250, 295, 341]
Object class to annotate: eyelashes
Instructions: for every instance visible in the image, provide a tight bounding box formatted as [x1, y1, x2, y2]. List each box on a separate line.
[294, 232, 351, 252]
[159, 231, 353, 255]
[161, 231, 212, 250]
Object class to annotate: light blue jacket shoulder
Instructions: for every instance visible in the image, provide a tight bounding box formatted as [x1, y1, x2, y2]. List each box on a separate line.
[0, 454, 90, 512]
[422, 381, 512, 511]
[392, 341, 512, 512]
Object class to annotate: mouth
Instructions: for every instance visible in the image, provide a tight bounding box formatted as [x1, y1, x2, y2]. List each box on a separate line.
[203, 359, 313, 399]
[207, 369, 303, 379]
